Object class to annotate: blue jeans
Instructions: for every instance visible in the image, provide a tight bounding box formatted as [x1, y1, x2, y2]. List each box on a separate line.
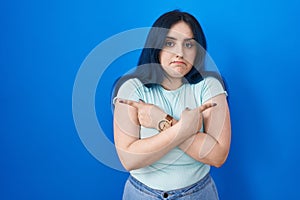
[122, 173, 219, 200]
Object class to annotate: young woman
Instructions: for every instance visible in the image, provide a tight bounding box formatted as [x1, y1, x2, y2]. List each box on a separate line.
[113, 10, 231, 200]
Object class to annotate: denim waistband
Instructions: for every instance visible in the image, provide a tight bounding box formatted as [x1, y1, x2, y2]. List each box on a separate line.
[128, 173, 212, 199]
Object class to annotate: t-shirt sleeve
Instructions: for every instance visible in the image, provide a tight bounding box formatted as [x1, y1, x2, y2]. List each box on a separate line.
[112, 78, 143, 105]
[201, 76, 227, 103]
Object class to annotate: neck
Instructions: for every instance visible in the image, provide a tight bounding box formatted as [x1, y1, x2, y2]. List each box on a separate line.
[161, 78, 183, 90]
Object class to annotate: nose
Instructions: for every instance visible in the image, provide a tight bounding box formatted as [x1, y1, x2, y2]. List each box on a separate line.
[174, 44, 184, 58]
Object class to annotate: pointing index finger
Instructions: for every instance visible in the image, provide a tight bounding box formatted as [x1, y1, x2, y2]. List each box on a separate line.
[199, 102, 217, 112]
[118, 99, 140, 109]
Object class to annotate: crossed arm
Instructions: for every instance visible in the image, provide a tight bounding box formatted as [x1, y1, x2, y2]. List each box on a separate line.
[113, 94, 231, 171]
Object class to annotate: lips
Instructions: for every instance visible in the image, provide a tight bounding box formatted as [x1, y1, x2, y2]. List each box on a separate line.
[171, 60, 186, 65]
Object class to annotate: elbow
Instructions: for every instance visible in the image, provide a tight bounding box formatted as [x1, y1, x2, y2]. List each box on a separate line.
[116, 147, 139, 171]
[119, 158, 139, 171]
[206, 145, 230, 168]
[211, 137, 231, 167]
[118, 153, 143, 171]
[211, 159, 225, 168]
[213, 149, 229, 168]
[119, 158, 131, 171]
[121, 159, 144, 171]
[122, 164, 134, 171]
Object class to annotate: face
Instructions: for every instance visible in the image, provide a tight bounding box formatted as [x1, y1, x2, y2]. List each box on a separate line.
[159, 21, 197, 80]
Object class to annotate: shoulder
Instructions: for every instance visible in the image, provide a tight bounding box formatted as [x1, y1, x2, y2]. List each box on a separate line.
[192, 76, 223, 89]
[113, 78, 144, 104]
[119, 78, 144, 91]
[203, 76, 224, 88]
[193, 76, 227, 103]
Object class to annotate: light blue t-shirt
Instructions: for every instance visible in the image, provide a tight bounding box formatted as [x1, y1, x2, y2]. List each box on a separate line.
[114, 77, 226, 190]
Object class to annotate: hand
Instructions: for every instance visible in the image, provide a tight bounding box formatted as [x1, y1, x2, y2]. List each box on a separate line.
[118, 99, 167, 130]
[178, 103, 217, 136]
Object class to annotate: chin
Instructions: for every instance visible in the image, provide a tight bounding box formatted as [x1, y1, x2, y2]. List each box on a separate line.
[170, 73, 186, 79]
[174, 71, 188, 77]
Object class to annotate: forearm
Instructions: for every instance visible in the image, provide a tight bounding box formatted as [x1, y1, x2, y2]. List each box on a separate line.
[160, 118, 227, 166]
[115, 121, 189, 171]
[178, 132, 229, 167]
[178, 102, 231, 167]
[114, 100, 212, 171]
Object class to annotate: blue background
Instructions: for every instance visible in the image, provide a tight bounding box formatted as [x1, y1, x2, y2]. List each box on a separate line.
[1, 0, 299, 199]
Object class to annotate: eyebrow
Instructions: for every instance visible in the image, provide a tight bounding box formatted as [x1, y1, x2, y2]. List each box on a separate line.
[165, 36, 195, 41]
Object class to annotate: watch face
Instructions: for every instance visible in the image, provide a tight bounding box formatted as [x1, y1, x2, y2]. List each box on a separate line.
[158, 120, 166, 131]
[158, 119, 171, 131]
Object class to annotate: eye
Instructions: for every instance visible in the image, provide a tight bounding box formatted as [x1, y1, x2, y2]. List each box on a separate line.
[184, 41, 194, 49]
[164, 40, 175, 47]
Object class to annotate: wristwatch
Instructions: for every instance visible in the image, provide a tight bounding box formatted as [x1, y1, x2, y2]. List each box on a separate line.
[158, 114, 173, 132]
